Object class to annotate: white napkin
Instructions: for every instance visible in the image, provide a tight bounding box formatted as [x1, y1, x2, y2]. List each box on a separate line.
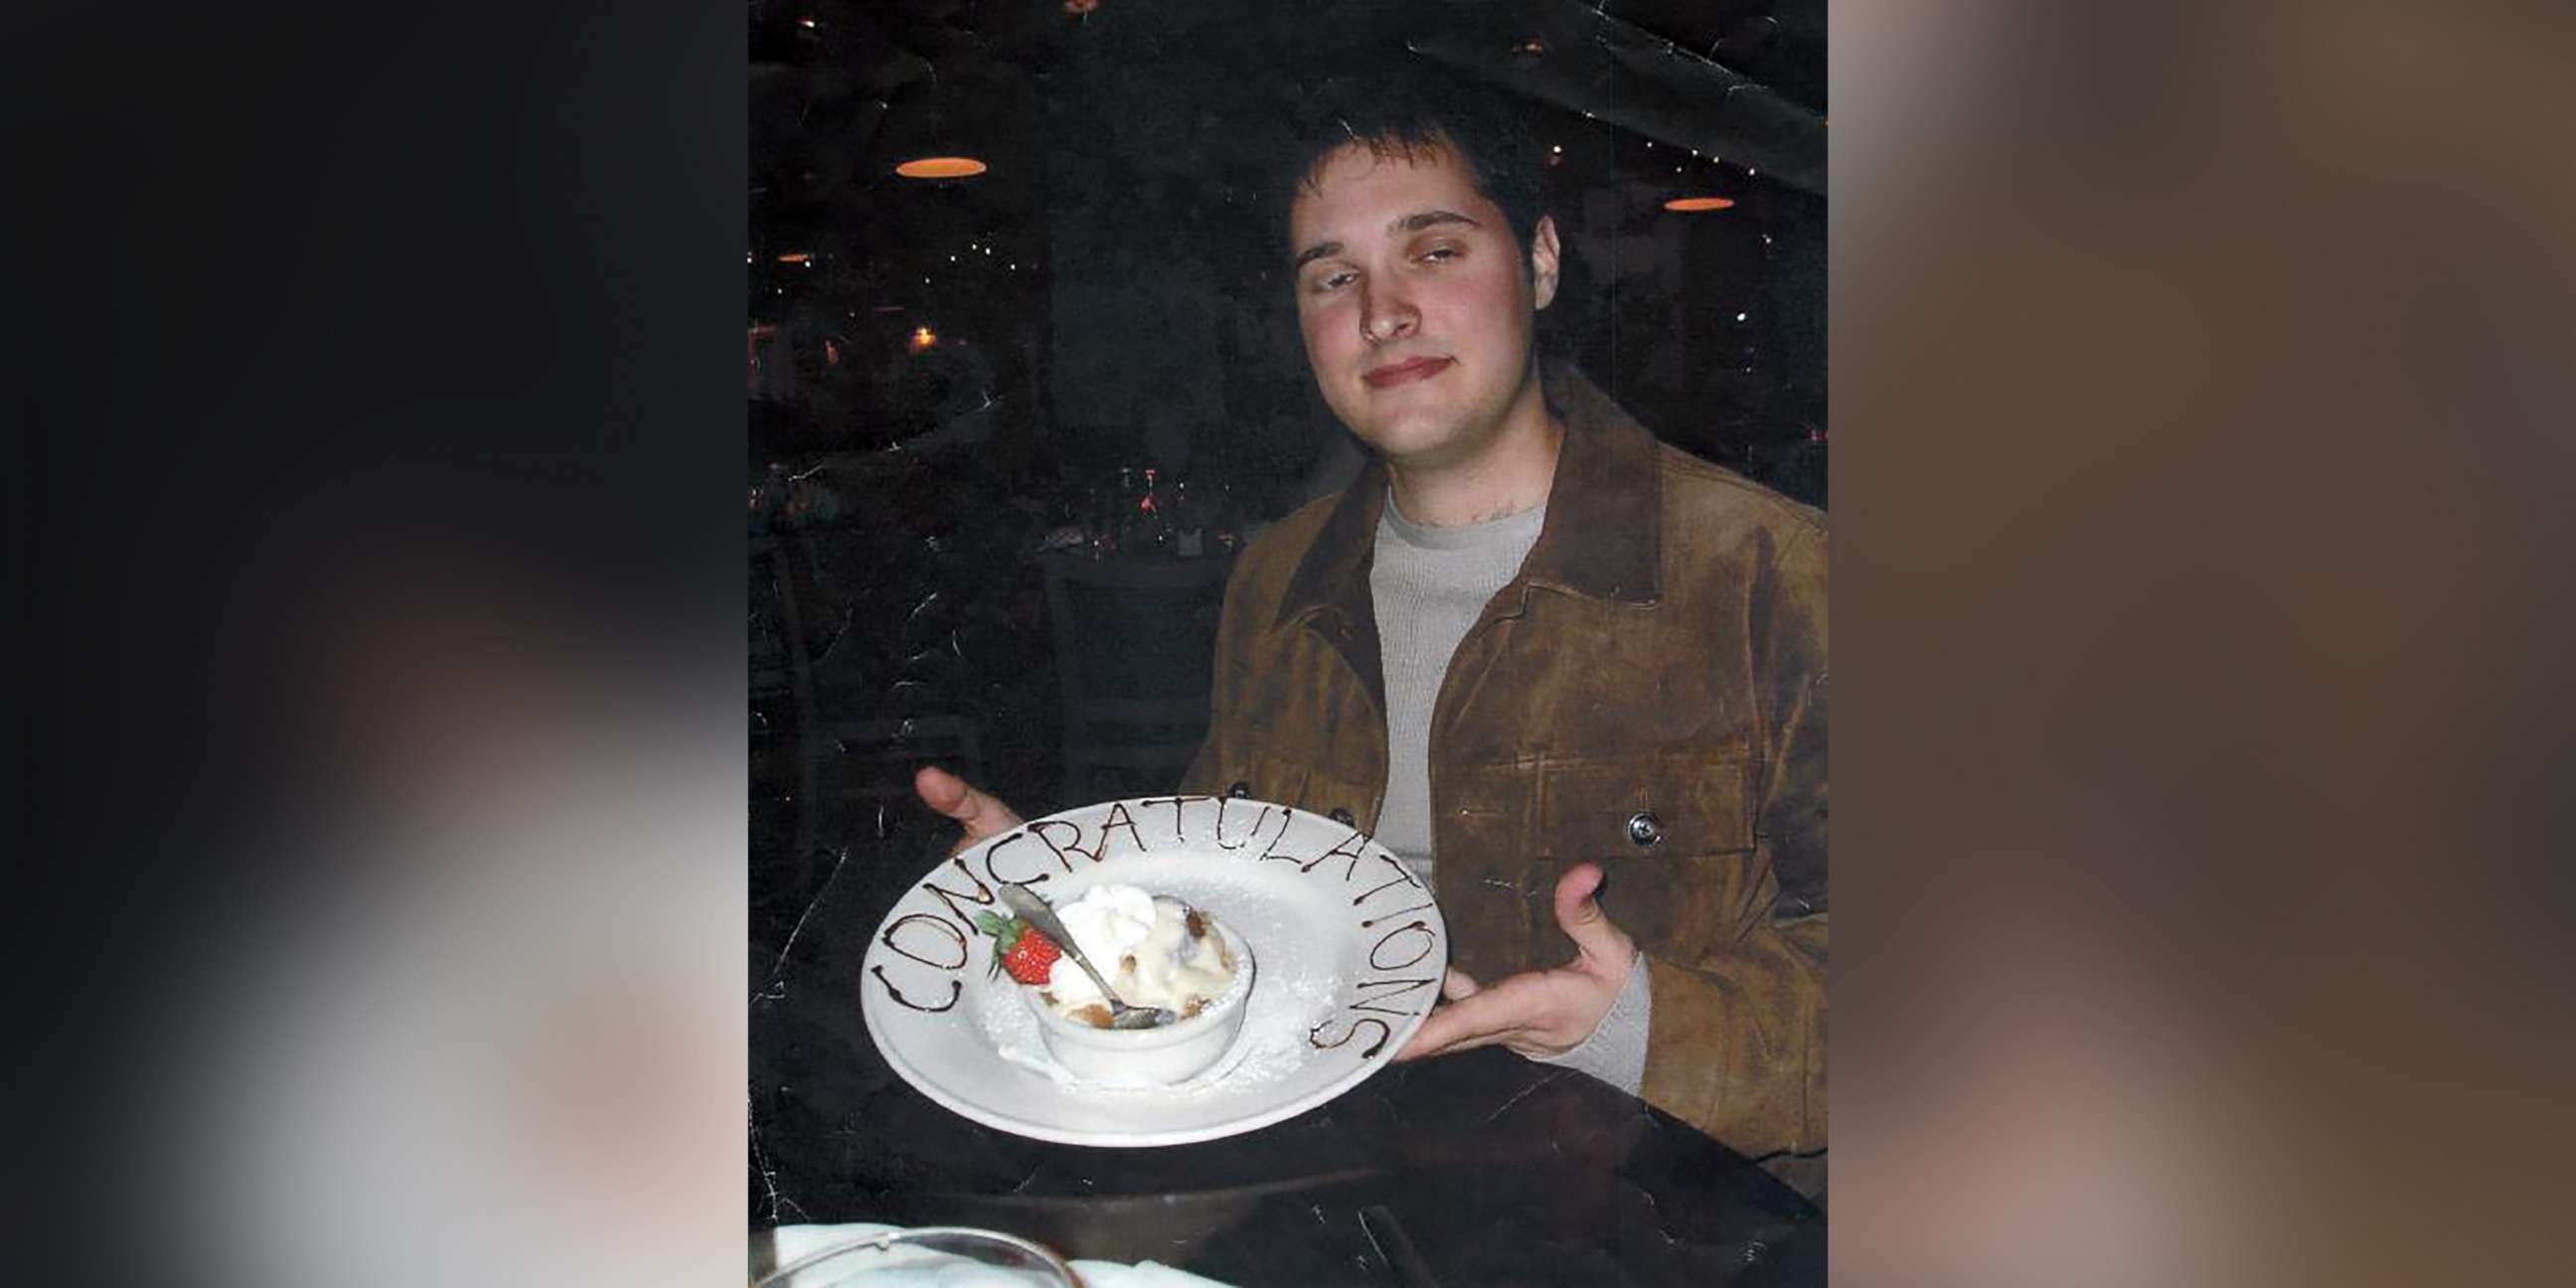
[757, 1222, 1239, 1288]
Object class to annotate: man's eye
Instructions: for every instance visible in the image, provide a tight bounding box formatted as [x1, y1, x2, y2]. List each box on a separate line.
[1418, 245, 1461, 263]
[1312, 271, 1356, 292]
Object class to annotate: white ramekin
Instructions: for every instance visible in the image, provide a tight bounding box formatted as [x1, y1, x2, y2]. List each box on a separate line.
[1020, 919, 1253, 1087]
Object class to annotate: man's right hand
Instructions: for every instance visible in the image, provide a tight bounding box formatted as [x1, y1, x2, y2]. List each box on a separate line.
[912, 765, 1025, 856]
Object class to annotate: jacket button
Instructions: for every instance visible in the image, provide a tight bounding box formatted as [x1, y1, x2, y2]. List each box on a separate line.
[1626, 811, 1664, 848]
[1329, 806, 1356, 826]
[1226, 781, 1252, 799]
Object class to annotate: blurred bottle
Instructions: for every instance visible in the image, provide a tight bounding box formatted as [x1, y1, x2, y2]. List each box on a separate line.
[1210, 481, 1244, 557]
[1170, 478, 1207, 558]
[1123, 466, 1172, 558]
[1094, 466, 1140, 558]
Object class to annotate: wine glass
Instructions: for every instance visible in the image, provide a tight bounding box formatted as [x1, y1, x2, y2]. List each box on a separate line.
[753, 1225, 1081, 1287]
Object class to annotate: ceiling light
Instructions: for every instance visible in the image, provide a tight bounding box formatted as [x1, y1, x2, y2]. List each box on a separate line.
[1663, 197, 1736, 212]
[895, 156, 989, 180]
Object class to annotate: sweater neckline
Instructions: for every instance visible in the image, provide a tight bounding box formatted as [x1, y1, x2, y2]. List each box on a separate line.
[1377, 489, 1548, 554]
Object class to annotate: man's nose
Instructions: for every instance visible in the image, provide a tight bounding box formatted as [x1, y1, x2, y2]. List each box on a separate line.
[1360, 283, 1417, 343]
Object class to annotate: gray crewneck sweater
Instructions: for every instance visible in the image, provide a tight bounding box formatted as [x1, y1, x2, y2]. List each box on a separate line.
[1369, 492, 1651, 1094]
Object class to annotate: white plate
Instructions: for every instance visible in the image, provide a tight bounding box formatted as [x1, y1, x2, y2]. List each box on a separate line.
[860, 795, 1449, 1147]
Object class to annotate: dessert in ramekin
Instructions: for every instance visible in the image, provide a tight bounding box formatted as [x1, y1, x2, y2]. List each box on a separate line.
[1017, 885, 1251, 1086]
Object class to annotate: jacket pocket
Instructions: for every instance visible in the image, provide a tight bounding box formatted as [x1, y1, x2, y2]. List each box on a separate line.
[1534, 746, 1753, 859]
[1535, 747, 1759, 962]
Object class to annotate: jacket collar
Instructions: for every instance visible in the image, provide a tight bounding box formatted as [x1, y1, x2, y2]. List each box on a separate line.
[1275, 360, 1665, 634]
[1518, 362, 1665, 605]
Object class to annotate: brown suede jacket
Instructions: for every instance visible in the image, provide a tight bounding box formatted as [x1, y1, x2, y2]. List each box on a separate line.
[1182, 365, 1827, 1158]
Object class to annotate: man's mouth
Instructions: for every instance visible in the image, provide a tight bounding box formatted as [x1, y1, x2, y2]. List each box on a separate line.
[1363, 356, 1453, 389]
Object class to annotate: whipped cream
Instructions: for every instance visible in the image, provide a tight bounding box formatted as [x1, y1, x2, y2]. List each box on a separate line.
[1040, 884, 1236, 1021]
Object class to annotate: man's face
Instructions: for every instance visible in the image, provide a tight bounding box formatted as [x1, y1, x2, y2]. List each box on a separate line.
[1288, 139, 1559, 471]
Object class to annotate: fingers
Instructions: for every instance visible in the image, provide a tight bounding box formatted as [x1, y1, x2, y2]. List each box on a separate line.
[1551, 862, 1637, 974]
[1400, 971, 1484, 1060]
[1395, 987, 1518, 1061]
[912, 763, 973, 819]
[1399, 873, 1635, 1064]
[1551, 861, 1606, 924]
[912, 765, 1025, 852]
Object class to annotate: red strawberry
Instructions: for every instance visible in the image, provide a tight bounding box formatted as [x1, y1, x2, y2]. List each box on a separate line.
[972, 909, 1062, 985]
[1000, 926, 1061, 985]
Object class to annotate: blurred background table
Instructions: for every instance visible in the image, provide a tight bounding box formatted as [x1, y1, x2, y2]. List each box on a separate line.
[750, 814, 1823, 1287]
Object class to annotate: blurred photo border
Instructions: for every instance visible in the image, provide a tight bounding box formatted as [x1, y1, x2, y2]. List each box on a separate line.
[8, 2, 2574, 1285]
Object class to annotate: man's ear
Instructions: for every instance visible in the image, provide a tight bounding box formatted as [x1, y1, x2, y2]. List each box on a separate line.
[1529, 214, 1562, 311]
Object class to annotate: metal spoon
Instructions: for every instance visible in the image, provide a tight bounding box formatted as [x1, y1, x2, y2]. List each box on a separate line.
[998, 885, 1177, 1030]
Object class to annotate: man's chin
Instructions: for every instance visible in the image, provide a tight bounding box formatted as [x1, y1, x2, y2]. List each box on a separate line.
[1367, 430, 1486, 475]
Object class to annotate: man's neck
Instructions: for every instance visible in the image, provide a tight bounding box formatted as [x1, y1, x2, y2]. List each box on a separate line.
[1384, 381, 1564, 528]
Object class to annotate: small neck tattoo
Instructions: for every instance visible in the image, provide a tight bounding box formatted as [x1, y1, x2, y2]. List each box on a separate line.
[1408, 497, 1534, 529]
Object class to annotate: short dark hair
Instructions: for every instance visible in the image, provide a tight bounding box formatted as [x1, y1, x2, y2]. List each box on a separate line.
[1263, 63, 1547, 258]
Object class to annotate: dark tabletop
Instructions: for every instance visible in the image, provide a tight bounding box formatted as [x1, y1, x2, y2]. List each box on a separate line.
[752, 820, 1822, 1287]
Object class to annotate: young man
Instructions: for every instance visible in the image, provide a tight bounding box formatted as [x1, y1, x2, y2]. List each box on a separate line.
[919, 78, 1827, 1184]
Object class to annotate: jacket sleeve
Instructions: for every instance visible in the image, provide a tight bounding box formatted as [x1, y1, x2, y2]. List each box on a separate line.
[1639, 520, 1828, 1158]
[1179, 552, 1264, 797]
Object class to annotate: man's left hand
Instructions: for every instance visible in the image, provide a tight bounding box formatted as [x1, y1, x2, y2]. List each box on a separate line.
[1396, 862, 1637, 1061]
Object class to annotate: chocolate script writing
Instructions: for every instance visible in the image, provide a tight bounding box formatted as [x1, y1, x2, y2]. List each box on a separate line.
[868, 797, 1442, 1069]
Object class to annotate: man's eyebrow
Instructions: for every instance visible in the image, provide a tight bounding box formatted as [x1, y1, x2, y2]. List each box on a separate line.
[1291, 240, 1343, 271]
[1392, 210, 1479, 235]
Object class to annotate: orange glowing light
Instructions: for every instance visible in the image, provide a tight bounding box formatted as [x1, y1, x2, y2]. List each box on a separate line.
[776, 251, 813, 264]
[894, 156, 989, 180]
[1663, 197, 1737, 212]
[908, 326, 937, 352]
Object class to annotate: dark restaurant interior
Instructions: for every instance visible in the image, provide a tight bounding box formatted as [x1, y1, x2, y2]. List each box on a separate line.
[741, 2, 1842, 1277]
[749, 0, 1826, 947]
